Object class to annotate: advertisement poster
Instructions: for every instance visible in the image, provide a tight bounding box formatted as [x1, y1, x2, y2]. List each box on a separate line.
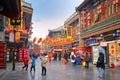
[92, 46, 106, 64]
[92, 46, 99, 64]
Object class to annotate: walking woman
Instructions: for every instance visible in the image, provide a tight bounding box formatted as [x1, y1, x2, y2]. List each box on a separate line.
[41, 53, 48, 75]
[96, 52, 105, 79]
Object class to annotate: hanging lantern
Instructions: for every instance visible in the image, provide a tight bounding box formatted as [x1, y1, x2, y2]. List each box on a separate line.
[37, 37, 42, 43]
[33, 37, 37, 43]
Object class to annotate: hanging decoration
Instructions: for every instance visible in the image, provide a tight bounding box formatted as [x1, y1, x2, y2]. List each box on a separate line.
[33, 37, 37, 43]
[37, 37, 42, 44]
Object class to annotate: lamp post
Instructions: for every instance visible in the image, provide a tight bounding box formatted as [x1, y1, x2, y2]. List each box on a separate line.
[12, 26, 16, 71]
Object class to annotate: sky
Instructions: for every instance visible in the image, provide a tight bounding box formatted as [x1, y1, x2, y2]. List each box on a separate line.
[24, 0, 84, 40]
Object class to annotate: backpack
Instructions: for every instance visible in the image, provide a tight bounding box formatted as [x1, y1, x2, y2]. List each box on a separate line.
[71, 55, 75, 60]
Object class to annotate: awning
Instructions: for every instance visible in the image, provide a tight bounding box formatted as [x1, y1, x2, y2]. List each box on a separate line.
[0, 0, 21, 18]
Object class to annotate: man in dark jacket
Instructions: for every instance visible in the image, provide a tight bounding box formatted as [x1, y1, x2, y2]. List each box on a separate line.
[96, 52, 105, 78]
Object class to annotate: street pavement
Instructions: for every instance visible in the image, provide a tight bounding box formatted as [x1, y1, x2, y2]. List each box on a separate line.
[0, 59, 120, 80]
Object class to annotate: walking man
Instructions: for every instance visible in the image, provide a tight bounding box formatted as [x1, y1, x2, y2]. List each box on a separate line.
[96, 52, 105, 79]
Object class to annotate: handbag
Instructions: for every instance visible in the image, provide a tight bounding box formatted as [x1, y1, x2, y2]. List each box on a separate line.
[82, 61, 86, 67]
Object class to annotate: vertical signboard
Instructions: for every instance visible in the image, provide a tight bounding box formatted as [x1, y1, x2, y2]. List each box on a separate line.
[18, 48, 23, 62]
[9, 31, 14, 42]
[23, 48, 28, 57]
[116, 43, 120, 60]
[15, 31, 20, 42]
[0, 42, 5, 68]
[108, 43, 116, 67]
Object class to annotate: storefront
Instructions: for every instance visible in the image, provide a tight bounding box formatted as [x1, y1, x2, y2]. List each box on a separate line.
[107, 40, 120, 68]
[98, 40, 120, 68]
[91, 45, 106, 64]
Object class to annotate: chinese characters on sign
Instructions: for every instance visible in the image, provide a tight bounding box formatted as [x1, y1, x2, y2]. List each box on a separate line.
[108, 43, 116, 67]
[10, 17, 21, 25]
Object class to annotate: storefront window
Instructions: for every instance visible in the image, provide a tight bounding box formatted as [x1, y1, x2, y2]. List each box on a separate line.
[115, 4, 118, 12]
[108, 5, 111, 16]
[112, 4, 114, 14]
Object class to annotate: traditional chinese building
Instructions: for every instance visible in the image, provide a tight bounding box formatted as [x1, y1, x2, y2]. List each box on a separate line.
[76, 0, 120, 67]
[47, 25, 64, 52]
[3, 0, 33, 62]
[64, 12, 80, 50]
[0, 0, 21, 68]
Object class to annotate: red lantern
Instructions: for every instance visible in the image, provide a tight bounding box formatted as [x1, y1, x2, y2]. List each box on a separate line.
[33, 37, 37, 43]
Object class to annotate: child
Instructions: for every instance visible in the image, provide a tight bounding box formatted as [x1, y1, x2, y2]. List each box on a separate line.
[22, 56, 29, 71]
[30, 57, 36, 72]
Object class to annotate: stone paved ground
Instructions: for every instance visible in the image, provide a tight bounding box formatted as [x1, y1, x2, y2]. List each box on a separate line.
[0, 59, 120, 80]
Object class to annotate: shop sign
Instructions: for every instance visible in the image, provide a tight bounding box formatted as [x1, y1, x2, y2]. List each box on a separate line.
[9, 31, 14, 42]
[15, 31, 20, 43]
[116, 43, 120, 59]
[54, 46, 63, 51]
[18, 48, 23, 62]
[93, 0, 101, 7]
[85, 38, 96, 46]
[0, 42, 5, 68]
[66, 44, 72, 48]
[108, 43, 116, 67]
[10, 17, 21, 25]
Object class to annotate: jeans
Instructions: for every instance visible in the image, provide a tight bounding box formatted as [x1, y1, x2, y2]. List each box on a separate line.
[98, 67, 104, 78]
[30, 66, 35, 72]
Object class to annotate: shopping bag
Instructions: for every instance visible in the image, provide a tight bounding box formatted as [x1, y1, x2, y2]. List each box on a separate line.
[62, 58, 66, 64]
[82, 61, 86, 67]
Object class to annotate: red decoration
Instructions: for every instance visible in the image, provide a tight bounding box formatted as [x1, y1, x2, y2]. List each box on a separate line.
[33, 37, 37, 43]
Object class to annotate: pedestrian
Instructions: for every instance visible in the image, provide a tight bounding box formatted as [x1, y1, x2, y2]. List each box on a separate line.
[64, 51, 69, 62]
[70, 52, 76, 65]
[58, 53, 61, 61]
[96, 52, 105, 79]
[30, 56, 36, 72]
[41, 53, 48, 75]
[84, 52, 90, 68]
[48, 53, 52, 63]
[22, 56, 29, 71]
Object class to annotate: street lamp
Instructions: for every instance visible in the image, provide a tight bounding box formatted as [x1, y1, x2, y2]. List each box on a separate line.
[12, 26, 16, 71]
